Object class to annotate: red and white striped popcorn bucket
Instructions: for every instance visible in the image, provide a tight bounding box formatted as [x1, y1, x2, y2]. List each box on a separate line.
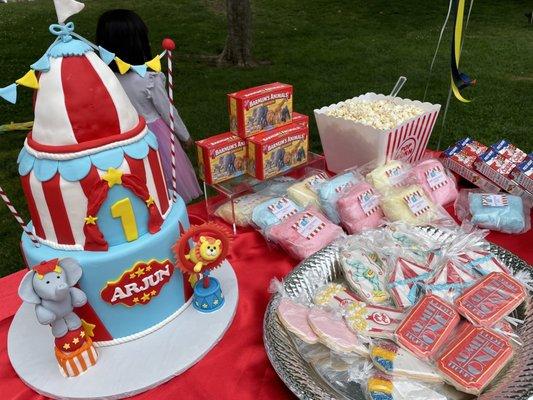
[314, 93, 441, 173]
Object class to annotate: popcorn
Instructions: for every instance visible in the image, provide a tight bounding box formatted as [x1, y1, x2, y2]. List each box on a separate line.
[326, 99, 424, 130]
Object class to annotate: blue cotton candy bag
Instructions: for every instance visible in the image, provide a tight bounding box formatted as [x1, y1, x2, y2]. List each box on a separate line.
[468, 193, 527, 234]
[251, 197, 302, 230]
[317, 172, 361, 224]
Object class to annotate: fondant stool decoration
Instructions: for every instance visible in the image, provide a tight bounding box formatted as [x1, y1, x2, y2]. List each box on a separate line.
[18, 257, 98, 376]
[174, 223, 231, 313]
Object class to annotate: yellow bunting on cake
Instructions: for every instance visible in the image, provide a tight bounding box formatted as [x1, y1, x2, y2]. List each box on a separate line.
[145, 55, 162, 72]
[15, 70, 39, 90]
[114, 57, 131, 75]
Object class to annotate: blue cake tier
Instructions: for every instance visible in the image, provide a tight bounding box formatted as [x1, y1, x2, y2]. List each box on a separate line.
[21, 197, 190, 342]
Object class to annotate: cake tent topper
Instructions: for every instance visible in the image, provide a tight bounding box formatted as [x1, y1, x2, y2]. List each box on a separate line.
[53, 0, 85, 24]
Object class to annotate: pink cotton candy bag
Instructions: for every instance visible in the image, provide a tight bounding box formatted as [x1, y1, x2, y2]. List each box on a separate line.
[337, 182, 385, 234]
[266, 206, 344, 260]
[413, 159, 458, 206]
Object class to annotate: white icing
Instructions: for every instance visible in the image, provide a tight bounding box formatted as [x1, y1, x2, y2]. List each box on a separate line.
[33, 57, 78, 146]
[143, 157, 162, 215]
[85, 51, 139, 133]
[60, 176, 87, 246]
[30, 171, 58, 243]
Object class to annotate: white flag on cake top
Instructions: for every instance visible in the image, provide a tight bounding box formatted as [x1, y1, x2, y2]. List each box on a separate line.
[53, 0, 85, 24]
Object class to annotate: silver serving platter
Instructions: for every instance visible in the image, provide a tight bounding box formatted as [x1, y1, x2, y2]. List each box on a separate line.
[263, 242, 533, 400]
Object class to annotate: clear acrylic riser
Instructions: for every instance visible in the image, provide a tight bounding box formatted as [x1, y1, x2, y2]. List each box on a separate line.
[202, 152, 326, 235]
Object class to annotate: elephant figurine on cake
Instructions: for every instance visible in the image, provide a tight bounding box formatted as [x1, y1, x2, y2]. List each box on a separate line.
[18, 258, 87, 338]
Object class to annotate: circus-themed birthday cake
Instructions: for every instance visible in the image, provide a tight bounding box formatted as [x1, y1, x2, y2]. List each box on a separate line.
[17, 22, 190, 344]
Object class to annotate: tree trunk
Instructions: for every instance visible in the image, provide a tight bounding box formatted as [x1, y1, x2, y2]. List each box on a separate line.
[218, 0, 254, 67]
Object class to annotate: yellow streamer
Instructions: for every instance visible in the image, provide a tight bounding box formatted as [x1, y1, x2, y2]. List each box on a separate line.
[452, 0, 471, 102]
[114, 57, 131, 75]
[15, 70, 39, 90]
[145, 55, 161, 72]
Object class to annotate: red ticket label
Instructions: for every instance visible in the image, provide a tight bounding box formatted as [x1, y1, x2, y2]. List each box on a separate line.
[396, 294, 460, 359]
[455, 272, 526, 326]
[437, 325, 513, 394]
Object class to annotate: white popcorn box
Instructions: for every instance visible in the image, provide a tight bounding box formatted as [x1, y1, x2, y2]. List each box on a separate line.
[314, 93, 440, 173]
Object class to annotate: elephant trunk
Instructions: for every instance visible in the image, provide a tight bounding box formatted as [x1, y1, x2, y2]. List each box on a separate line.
[54, 284, 69, 299]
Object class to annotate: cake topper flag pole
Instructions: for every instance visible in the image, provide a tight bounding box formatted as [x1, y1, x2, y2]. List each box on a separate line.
[0, 186, 39, 247]
[162, 38, 178, 202]
[53, 0, 85, 24]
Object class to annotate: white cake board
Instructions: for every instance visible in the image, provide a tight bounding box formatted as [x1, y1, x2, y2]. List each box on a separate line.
[8, 260, 238, 400]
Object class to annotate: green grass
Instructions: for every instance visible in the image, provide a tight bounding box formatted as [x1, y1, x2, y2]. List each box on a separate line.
[0, 0, 531, 277]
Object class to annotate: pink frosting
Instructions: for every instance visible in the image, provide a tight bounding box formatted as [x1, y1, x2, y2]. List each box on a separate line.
[277, 298, 318, 343]
[414, 159, 458, 206]
[267, 206, 344, 260]
[337, 182, 384, 234]
[308, 308, 367, 354]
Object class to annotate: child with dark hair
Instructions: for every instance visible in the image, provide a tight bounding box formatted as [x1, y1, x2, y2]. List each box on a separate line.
[96, 9, 201, 203]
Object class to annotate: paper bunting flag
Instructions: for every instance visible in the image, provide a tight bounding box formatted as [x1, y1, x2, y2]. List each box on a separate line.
[98, 46, 115, 65]
[145, 55, 161, 72]
[30, 54, 51, 72]
[53, 0, 85, 24]
[114, 57, 131, 75]
[131, 64, 148, 77]
[15, 70, 39, 90]
[0, 84, 17, 104]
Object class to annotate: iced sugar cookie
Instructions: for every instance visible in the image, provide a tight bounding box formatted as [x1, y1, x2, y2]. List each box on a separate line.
[388, 257, 432, 309]
[340, 247, 389, 304]
[313, 283, 362, 310]
[308, 308, 368, 356]
[344, 301, 404, 339]
[426, 260, 477, 301]
[370, 340, 442, 382]
[396, 294, 460, 360]
[455, 272, 526, 327]
[438, 325, 514, 395]
[456, 249, 510, 276]
[366, 371, 447, 400]
[277, 298, 318, 344]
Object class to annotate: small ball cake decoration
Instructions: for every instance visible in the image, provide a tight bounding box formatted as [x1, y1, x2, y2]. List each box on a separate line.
[174, 222, 231, 312]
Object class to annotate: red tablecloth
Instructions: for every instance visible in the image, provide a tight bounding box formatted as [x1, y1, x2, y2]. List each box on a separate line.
[0, 202, 531, 400]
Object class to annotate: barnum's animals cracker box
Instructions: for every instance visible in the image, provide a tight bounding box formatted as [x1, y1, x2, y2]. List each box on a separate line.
[292, 112, 309, 127]
[228, 82, 293, 138]
[247, 123, 308, 180]
[196, 133, 247, 184]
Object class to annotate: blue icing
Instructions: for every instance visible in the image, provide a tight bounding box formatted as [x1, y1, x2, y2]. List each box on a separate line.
[369, 393, 393, 400]
[251, 197, 301, 230]
[31, 53, 51, 72]
[90, 147, 125, 170]
[97, 185, 149, 246]
[98, 46, 115, 65]
[375, 357, 393, 372]
[318, 172, 358, 223]
[33, 158, 58, 181]
[19, 132, 159, 181]
[48, 38, 92, 58]
[21, 198, 190, 339]
[469, 193, 525, 234]
[57, 156, 92, 182]
[145, 131, 159, 150]
[123, 138, 150, 159]
[18, 149, 35, 176]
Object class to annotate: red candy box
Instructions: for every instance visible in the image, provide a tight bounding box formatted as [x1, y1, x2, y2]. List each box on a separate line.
[395, 294, 460, 360]
[455, 272, 526, 327]
[437, 325, 513, 394]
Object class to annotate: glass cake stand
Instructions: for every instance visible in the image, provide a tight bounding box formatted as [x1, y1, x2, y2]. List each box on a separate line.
[202, 152, 326, 234]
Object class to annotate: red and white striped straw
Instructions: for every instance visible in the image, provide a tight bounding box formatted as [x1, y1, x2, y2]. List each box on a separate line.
[162, 38, 178, 202]
[0, 185, 39, 246]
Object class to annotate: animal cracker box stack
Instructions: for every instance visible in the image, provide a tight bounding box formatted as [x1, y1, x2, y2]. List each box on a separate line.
[228, 82, 293, 138]
[196, 133, 247, 184]
[247, 123, 309, 180]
